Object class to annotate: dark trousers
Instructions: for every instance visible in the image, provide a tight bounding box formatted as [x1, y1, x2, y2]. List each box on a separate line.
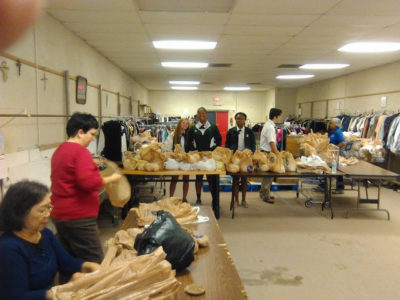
[196, 175, 216, 198]
[53, 217, 104, 263]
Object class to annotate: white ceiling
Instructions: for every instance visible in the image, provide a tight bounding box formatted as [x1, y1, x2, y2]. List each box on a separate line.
[44, 0, 400, 91]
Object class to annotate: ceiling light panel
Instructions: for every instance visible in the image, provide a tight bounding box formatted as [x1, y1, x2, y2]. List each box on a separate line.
[169, 81, 200, 85]
[224, 86, 251, 91]
[171, 86, 198, 90]
[300, 64, 349, 69]
[276, 74, 314, 79]
[162, 62, 208, 68]
[338, 42, 400, 53]
[153, 40, 217, 50]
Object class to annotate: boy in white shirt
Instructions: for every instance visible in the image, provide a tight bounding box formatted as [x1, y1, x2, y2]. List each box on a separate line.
[259, 108, 282, 203]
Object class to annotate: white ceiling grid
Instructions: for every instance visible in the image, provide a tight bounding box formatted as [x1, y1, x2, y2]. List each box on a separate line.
[44, 0, 400, 90]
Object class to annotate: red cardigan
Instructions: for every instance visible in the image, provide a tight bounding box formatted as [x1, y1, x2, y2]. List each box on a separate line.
[51, 142, 103, 220]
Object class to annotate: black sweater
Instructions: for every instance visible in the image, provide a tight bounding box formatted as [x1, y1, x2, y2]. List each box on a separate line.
[188, 122, 222, 151]
[225, 126, 256, 152]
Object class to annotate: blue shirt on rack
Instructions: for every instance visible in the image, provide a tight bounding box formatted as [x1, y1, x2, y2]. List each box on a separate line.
[0, 228, 84, 300]
[329, 128, 345, 146]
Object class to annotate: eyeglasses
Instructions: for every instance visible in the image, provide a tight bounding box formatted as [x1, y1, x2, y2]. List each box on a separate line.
[37, 204, 54, 217]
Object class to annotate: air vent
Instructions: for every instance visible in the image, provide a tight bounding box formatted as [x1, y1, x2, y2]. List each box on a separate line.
[201, 82, 213, 85]
[277, 64, 301, 68]
[246, 82, 261, 85]
[209, 63, 232, 68]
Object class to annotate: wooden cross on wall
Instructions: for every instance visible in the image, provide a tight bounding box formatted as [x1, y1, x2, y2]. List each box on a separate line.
[41, 72, 48, 90]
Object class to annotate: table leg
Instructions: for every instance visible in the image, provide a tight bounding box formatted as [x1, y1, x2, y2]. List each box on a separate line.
[230, 175, 236, 219]
[329, 177, 334, 219]
[212, 175, 220, 219]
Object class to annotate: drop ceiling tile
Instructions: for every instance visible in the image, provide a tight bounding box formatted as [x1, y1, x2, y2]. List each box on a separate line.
[64, 23, 146, 34]
[229, 14, 319, 27]
[45, 0, 135, 11]
[157, 52, 213, 61]
[135, 0, 235, 13]
[327, 0, 400, 16]
[139, 11, 230, 25]
[144, 24, 224, 36]
[47, 10, 139, 23]
[223, 25, 303, 36]
[232, 0, 341, 14]
[312, 15, 400, 28]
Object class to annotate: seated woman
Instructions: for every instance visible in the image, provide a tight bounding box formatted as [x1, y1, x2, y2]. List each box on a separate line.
[0, 180, 100, 300]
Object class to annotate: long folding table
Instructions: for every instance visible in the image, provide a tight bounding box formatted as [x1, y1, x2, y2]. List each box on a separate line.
[338, 160, 400, 220]
[227, 170, 344, 219]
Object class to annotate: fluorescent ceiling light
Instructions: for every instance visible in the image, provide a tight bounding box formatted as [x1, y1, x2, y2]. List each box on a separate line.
[162, 62, 208, 68]
[171, 86, 198, 90]
[338, 42, 400, 53]
[153, 40, 217, 50]
[300, 64, 349, 70]
[276, 74, 314, 79]
[169, 80, 200, 85]
[224, 86, 251, 91]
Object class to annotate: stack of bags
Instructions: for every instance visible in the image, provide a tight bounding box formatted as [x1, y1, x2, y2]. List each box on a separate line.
[221, 149, 296, 174]
[50, 247, 180, 300]
[123, 197, 199, 227]
[164, 145, 217, 171]
[123, 143, 166, 171]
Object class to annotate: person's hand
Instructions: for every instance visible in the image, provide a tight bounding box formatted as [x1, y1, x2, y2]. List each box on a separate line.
[81, 261, 101, 273]
[93, 157, 101, 166]
[110, 172, 122, 183]
[45, 290, 53, 300]
[70, 272, 84, 281]
[102, 172, 122, 185]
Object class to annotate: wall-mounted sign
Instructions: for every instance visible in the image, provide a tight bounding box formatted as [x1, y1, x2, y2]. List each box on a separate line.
[381, 96, 387, 108]
[76, 76, 87, 104]
[213, 96, 222, 106]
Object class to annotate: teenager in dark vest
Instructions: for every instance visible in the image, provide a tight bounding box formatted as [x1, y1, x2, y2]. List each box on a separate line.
[188, 107, 222, 205]
[164, 118, 190, 202]
[225, 112, 256, 208]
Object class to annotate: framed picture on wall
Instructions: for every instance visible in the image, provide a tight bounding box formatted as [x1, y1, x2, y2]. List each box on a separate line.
[76, 76, 87, 104]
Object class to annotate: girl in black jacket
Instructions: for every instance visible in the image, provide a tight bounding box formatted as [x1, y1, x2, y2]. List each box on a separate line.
[225, 112, 255, 208]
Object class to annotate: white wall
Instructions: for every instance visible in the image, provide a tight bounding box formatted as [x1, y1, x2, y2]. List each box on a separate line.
[148, 90, 272, 125]
[296, 61, 400, 118]
[275, 88, 297, 120]
[0, 11, 148, 154]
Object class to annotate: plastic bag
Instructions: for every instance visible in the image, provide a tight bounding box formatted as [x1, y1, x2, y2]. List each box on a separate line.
[134, 211, 195, 271]
[165, 158, 180, 170]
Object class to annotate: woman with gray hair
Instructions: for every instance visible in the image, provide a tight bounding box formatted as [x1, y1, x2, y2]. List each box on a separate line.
[328, 118, 346, 193]
[328, 118, 346, 148]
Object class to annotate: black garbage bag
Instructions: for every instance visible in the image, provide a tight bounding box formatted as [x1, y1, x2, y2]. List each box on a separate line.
[134, 210, 195, 271]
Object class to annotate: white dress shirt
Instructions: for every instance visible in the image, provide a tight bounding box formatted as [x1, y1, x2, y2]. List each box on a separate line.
[260, 120, 276, 152]
[237, 126, 245, 151]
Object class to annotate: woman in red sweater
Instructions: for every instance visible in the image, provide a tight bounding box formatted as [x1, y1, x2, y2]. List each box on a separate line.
[51, 113, 121, 268]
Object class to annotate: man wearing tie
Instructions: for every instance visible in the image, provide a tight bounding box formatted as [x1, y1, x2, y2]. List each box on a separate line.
[225, 112, 256, 208]
[188, 107, 222, 205]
